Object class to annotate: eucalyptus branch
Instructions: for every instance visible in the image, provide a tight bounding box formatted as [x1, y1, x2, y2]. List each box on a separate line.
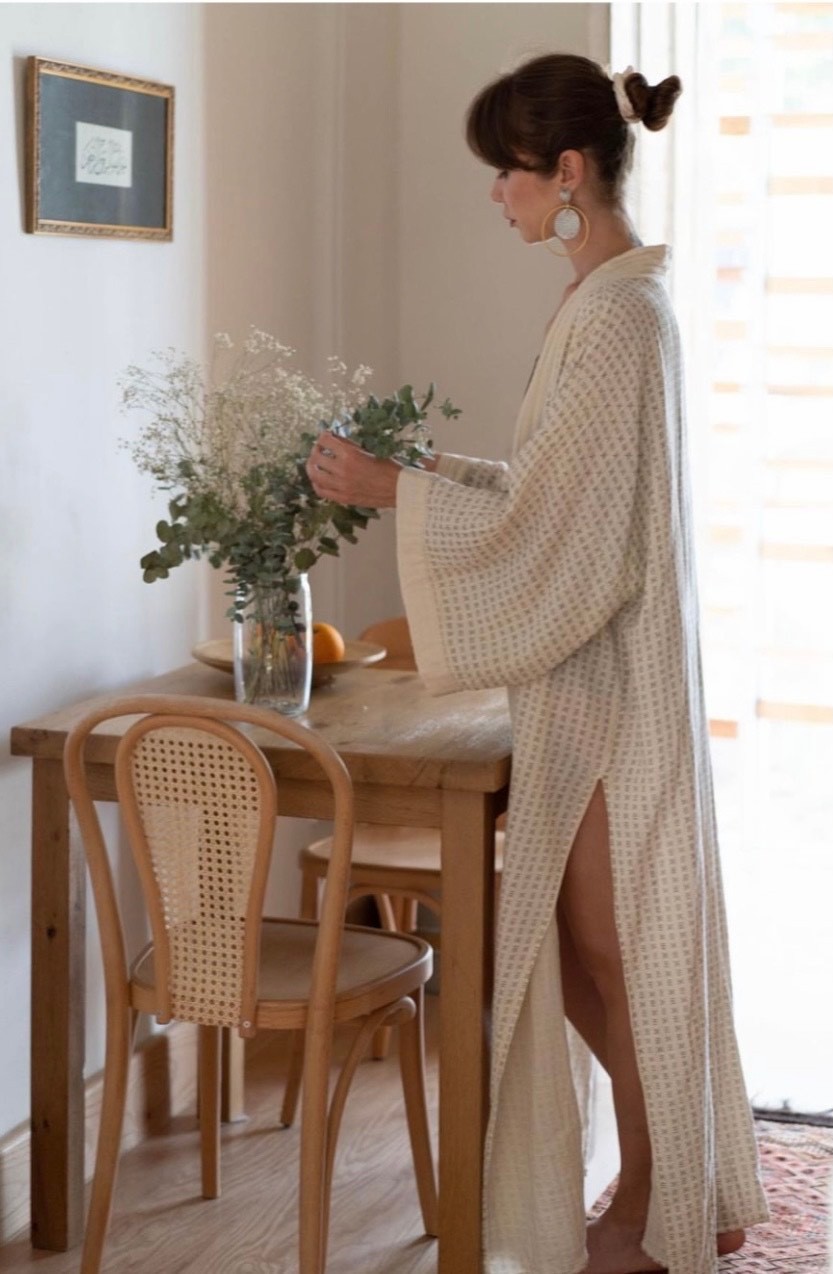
[120, 331, 460, 621]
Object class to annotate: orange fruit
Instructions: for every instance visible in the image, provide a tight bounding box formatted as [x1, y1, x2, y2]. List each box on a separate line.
[311, 621, 346, 664]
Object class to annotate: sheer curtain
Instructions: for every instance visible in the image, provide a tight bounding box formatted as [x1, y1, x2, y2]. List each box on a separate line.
[611, 1, 833, 1114]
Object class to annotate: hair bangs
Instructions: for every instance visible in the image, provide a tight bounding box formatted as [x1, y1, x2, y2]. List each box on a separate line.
[465, 77, 529, 172]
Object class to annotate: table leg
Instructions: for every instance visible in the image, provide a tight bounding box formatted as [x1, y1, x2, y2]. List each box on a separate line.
[221, 1029, 246, 1122]
[438, 790, 496, 1274]
[30, 758, 86, 1250]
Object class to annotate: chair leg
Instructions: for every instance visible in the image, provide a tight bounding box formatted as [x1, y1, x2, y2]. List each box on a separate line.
[280, 1027, 306, 1127]
[402, 897, 419, 933]
[282, 869, 321, 1126]
[398, 986, 438, 1236]
[373, 891, 398, 930]
[321, 1003, 411, 1259]
[199, 1025, 221, 1199]
[298, 1030, 334, 1274]
[370, 894, 401, 1061]
[371, 1022, 393, 1061]
[80, 1004, 132, 1274]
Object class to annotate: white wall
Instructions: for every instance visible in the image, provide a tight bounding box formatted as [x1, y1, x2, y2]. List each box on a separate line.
[0, 2, 206, 1137]
[0, 0, 610, 1150]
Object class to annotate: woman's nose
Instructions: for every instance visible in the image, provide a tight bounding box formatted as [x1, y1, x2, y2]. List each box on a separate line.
[490, 178, 503, 203]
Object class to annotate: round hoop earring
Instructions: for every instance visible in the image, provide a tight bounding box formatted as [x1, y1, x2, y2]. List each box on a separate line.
[540, 189, 590, 257]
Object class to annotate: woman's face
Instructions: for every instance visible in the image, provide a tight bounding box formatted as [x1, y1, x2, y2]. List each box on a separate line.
[490, 165, 562, 243]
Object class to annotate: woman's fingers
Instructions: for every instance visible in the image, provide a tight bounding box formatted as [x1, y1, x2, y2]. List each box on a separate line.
[306, 434, 360, 501]
[307, 435, 349, 495]
[304, 432, 399, 508]
[305, 435, 337, 492]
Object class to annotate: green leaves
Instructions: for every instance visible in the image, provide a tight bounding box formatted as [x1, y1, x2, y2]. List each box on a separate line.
[322, 382, 461, 493]
[293, 548, 317, 572]
[136, 376, 460, 619]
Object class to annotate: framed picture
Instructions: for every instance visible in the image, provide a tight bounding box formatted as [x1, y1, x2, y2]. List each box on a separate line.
[25, 57, 174, 241]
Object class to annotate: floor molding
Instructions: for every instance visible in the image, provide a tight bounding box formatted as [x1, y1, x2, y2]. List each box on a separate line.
[0, 1021, 198, 1245]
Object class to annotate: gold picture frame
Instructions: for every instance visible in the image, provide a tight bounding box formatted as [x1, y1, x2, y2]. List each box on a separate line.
[25, 56, 174, 241]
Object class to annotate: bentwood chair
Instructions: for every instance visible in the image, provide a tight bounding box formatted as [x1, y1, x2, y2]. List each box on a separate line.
[64, 694, 436, 1274]
[280, 619, 504, 1122]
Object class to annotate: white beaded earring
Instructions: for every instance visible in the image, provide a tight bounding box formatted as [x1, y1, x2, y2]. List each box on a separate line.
[541, 188, 591, 257]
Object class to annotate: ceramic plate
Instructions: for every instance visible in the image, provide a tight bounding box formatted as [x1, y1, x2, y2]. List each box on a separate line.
[191, 638, 387, 687]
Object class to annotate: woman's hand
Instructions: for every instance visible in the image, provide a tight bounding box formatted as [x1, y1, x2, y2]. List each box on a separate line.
[306, 433, 401, 509]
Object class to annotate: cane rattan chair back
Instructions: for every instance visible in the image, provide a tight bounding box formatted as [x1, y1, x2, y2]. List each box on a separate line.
[117, 716, 278, 1034]
[64, 694, 436, 1274]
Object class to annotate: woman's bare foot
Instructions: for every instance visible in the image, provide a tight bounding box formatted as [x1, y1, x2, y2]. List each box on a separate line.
[583, 1216, 747, 1272]
[583, 1213, 664, 1274]
[717, 1228, 746, 1256]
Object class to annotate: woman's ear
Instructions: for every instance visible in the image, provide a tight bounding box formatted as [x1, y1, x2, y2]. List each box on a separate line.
[557, 149, 586, 190]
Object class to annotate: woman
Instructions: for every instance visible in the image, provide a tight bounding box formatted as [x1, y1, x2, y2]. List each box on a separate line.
[308, 55, 768, 1274]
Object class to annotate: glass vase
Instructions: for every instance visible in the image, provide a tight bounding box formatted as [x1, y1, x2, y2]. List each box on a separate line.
[232, 576, 312, 716]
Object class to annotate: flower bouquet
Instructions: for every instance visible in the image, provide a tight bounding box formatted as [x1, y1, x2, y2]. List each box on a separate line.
[120, 329, 459, 712]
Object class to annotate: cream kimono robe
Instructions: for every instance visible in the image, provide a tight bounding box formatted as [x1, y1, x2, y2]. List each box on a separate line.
[395, 246, 768, 1274]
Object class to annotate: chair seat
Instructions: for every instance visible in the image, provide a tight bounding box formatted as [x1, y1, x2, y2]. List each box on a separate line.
[302, 823, 505, 875]
[131, 918, 433, 1030]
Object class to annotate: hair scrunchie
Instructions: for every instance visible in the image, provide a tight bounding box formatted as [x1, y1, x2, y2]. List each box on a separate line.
[612, 65, 640, 123]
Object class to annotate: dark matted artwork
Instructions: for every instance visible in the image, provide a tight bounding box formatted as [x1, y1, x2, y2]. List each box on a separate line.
[26, 57, 174, 241]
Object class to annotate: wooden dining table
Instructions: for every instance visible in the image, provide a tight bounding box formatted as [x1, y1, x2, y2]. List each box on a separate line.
[10, 659, 511, 1272]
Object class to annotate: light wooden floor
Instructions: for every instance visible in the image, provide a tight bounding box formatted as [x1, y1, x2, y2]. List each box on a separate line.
[2, 1001, 442, 1274]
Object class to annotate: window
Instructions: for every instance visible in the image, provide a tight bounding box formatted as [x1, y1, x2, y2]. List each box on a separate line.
[613, 1, 833, 1113]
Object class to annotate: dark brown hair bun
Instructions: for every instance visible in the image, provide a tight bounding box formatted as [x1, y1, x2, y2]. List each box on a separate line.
[466, 53, 682, 205]
[622, 72, 683, 132]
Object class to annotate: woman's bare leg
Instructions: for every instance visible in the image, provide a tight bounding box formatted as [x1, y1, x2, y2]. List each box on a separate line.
[558, 783, 743, 1272]
[558, 785, 657, 1273]
[558, 918, 744, 1261]
[557, 909, 610, 1068]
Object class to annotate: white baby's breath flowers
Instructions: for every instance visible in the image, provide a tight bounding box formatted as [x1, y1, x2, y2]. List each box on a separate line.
[121, 329, 371, 512]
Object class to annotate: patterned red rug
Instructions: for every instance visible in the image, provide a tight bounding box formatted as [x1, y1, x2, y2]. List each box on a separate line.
[590, 1119, 833, 1272]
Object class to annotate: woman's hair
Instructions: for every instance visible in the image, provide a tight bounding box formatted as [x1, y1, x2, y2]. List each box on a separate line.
[466, 54, 682, 203]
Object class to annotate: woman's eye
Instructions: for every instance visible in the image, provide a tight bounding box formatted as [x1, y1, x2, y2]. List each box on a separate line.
[496, 169, 509, 180]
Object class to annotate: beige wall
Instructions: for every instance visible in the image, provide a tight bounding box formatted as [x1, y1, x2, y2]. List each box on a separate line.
[202, 3, 406, 642]
[201, 0, 610, 641]
[398, 4, 607, 467]
[0, 2, 608, 1147]
[342, 2, 609, 638]
[202, 2, 609, 645]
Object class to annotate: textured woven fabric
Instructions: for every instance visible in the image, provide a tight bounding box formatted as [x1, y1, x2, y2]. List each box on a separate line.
[396, 246, 769, 1274]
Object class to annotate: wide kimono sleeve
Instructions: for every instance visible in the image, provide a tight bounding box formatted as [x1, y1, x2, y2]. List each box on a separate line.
[435, 453, 510, 492]
[397, 290, 660, 694]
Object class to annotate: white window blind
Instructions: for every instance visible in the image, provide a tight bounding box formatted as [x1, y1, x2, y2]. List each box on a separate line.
[612, 1, 833, 1113]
